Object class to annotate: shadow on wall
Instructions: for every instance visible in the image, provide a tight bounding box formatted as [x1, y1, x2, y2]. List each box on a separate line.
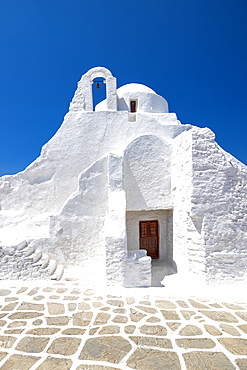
[151, 259, 177, 287]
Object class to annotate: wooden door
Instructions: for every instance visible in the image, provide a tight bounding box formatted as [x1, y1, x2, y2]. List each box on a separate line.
[139, 220, 159, 259]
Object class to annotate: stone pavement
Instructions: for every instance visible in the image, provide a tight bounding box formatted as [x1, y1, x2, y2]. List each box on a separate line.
[0, 281, 247, 369]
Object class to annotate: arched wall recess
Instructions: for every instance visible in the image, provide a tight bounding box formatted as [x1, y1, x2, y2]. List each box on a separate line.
[70, 67, 117, 112]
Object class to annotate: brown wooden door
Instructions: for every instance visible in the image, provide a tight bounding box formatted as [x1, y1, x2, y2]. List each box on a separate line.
[139, 220, 159, 259]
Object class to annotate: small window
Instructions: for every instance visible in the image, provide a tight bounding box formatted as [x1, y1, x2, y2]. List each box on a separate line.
[130, 100, 137, 113]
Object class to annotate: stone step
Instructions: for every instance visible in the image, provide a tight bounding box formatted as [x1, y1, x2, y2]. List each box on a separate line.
[48, 259, 57, 276]
[16, 240, 28, 251]
[24, 245, 35, 257]
[51, 265, 64, 281]
[37, 254, 50, 269]
[32, 249, 42, 263]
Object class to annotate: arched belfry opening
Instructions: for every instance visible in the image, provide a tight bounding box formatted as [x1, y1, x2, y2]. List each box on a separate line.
[70, 67, 117, 112]
[92, 77, 106, 110]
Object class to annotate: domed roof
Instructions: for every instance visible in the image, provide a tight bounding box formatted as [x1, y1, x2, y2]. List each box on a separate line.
[95, 82, 169, 113]
[117, 83, 157, 95]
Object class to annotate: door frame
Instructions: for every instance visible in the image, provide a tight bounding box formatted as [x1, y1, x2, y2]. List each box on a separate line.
[139, 220, 159, 259]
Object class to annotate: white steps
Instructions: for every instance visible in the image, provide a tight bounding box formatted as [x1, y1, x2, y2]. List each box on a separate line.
[9, 240, 64, 280]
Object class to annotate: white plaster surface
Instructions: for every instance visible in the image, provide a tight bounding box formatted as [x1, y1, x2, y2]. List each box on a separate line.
[0, 66, 247, 288]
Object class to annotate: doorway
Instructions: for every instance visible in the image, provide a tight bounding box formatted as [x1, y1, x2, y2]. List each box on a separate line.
[139, 220, 159, 259]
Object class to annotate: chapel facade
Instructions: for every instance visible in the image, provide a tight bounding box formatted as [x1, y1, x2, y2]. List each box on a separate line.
[0, 67, 247, 286]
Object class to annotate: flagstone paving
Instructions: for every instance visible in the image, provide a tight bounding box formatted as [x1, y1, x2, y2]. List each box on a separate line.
[0, 282, 246, 369]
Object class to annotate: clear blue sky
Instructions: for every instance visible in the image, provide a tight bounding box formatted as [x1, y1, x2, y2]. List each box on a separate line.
[1, 0, 247, 175]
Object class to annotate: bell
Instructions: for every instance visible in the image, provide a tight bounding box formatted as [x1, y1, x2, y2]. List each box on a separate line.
[96, 82, 100, 89]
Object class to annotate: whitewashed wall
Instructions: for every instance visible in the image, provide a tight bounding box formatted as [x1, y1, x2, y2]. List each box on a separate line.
[1, 67, 247, 286]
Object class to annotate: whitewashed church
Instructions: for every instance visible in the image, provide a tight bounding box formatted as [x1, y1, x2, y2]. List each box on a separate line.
[0, 67, 247, 287]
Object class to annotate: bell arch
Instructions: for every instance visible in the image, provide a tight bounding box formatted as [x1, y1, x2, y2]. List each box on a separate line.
[70, 67, 117, 112]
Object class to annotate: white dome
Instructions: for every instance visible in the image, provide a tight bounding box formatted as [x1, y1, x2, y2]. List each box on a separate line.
[117, 83, 157, 95]
[95, 83, 169, 113]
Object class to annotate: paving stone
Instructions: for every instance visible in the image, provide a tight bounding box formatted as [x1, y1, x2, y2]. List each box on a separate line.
[235, 358, 247, 370]
[1, 302, 18, 311]
[178, 325, 203, 336]
[155, 300, 176, 309]
[139, 300, 151, 305]
[64, 295, 79, 300]
[238, 324, 247, 334]
[161, 310, 180, 320]
[180, 310, 196, 320]
[99, 325, 120, 334]
[50, 295, 60, 299]
[107, 295, 121, 298]
[68, 303, 77, 311]
[46, 316, 69, 326]
[0, 352, 8, 361]
[107, 299, 124, 307]
[127, 297, 135, 305]
[167, 322, 181, 331]
[235, 311, 247, 321]
[16, 336, 50, 353]
[124, 325, 136, 334]
[33, 319, 43, 326]
[93, 312, 111, 325]
[127, 348, 181, 370]
[28, 288, 40, 296]
[100, 306, 111, 311]
[5, 297, 18, 302]
[17, 287, 28, 294]
[189, 299, 210, 309]
[36, 356, 73, 370]
[223, 302, 245, 310]
[27, 327, 60, 335]
[209, 303, 223, 308]
[112, 314, 128, 323]
[0, 353, 40, 370]
[0, 335, 17, 348]
[17, 302, 45, 311]
[113, 308, 126, 314]
[0, 290, 11, 296]
[79, 336, 132, 363]
[83, 289, 95, 296]
[135, 307, 157, 316]
[62, 327, 86, 335]
[73, 311, 93, 326]
[47, 337, 81, 355]
[33, 295, 45, 301]
[93, 302, 103, 308]
[199, 310, 238, 323]
[140, 325, 167, 336]
[4, 328, 24, 334]
[176, 338, 216, 349]
[78, 302, 91, 310]
[130, 336, 172, 349]
[77, 365, 120, 370]
[146, 316, 160, 323]
[130, 308, 146, 322]
[183, 351, 235, 369]
[218, 338, 247, 355]
[56, 288, 68, 293]
[47, 302, 65, 315]
[89, 327, 99, 335]
[176, 300, 189, 308]
[43, 287, 55, 292]
[71, 288, 81, 294]
[204, 324, 222, 336]
[220, 323, 241, 336]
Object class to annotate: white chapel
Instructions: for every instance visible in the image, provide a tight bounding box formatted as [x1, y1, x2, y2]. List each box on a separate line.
[0, 67, 247, 287]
